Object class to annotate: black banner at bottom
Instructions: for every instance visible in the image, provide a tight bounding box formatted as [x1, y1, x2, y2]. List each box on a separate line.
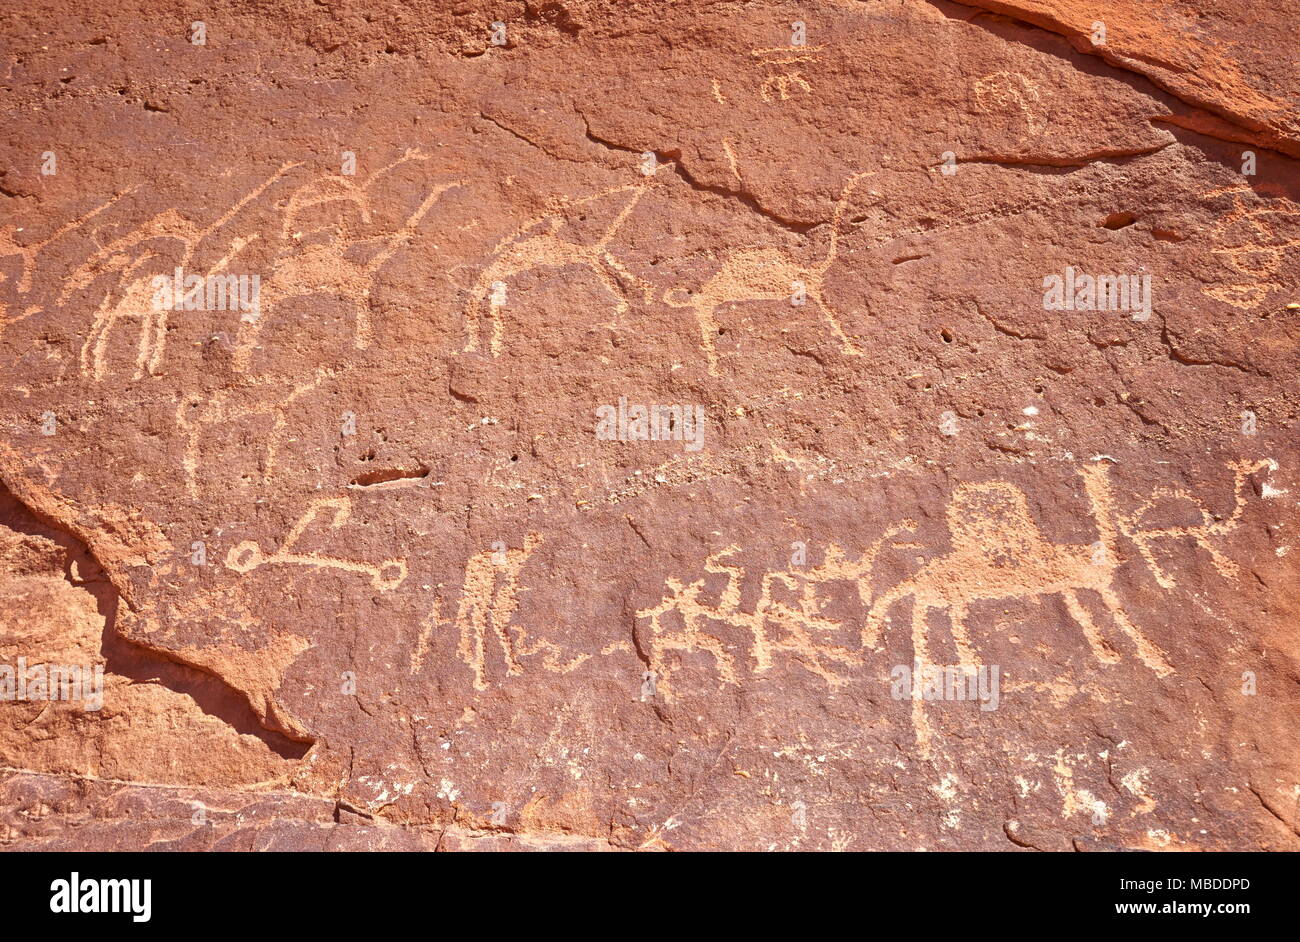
[0, 850, 1285, 929]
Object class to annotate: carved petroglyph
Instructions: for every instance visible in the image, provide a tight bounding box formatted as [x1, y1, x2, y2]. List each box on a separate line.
[276, 149, 436, 243]
[233, 150, 462, 369]
[1116, 459, 1273, 589]
[66, 165, 299, 381]
[702, 47, 820, 114]
[866, 465, 1174, 678]
[634, 463, 1267, 752]
[974, 71, 1044, 142]
[635, 524, 914, 700]
[176, 369, 333, 497]
[0, 189, 136, 298]
[721, 138, 743, 183]
[39, 152, 454, 380]
[36, 158, 877, 380]
[865, 461, 1271, 755]
[634, 562, 741, 695]
[224, 497, 407, 590]
[751, 46, 821, 104]
[664, 172, 869, 373]
[462, 182, 655, 356]
[1201, 185, 1300, 309]
[760, 71, 812, 102]
[411, 534, 589, 689]
[449, 534, 538, 687]
[864, 464, 1175, 756]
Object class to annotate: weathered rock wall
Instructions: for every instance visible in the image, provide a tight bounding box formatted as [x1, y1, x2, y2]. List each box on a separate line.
[0, 0, 1296, 850]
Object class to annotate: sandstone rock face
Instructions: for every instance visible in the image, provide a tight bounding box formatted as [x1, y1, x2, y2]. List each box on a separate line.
[0, 0, 1296, 851]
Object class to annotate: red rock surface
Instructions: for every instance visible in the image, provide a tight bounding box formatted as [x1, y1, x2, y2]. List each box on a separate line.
[0, 0, 1297, 851]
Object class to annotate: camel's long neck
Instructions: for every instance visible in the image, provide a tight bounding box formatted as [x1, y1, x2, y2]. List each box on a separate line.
[596, 188, 645, 250]
[821, 172, 870, 270]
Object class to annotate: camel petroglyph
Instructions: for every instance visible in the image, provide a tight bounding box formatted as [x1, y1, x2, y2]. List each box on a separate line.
[409, 533, 591, 689]
[233, 150, 461, 370]
[55, 151, 455, 380]
[66, 166, 297, 380]
[863, 460, 1272, 755]
[462, 182, 655, 356]
[0, 188, 136, 296]
[632, 461, 1269, 753]
[865, 464, 1174, 677]
[664, 172, 870, 374]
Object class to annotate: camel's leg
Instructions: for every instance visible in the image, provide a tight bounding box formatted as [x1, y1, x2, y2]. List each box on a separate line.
[454, 596, 489, 692]
[229, 295, 270, 372]
[1061, 589, 1121, 665]
[912, 600, 937, 759]
[912, 600, 935, 671]
[947, 600, 980, 667]
[134, 306, 161, 380]
[489, 603, 523, 678]
[462, 275, 496, 354]
[1097, 585, 1174, 676]
[182, 427, 201, 498]
[353, 302, 372, 349]
[488, 289, 507, 356]
[589, 258, 630, 324]
[750, 581, 776, 673]
[146, 303, 172, 376]
[603, 252, 654, 304]
[366, 182, 460, 271]
[695, 301, 720, 375]
[81, 303, 110, 379]
[912, 695, 935, 760]
[1192, 536, 1242, 580]
[466, 285, 503, 355]
[1128, 531, 1176, 588]
[863, 585, 907, 649]
[468, 613, 489, 691]
[91, 309, 131, 382]
[810, 287, 862, 356]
